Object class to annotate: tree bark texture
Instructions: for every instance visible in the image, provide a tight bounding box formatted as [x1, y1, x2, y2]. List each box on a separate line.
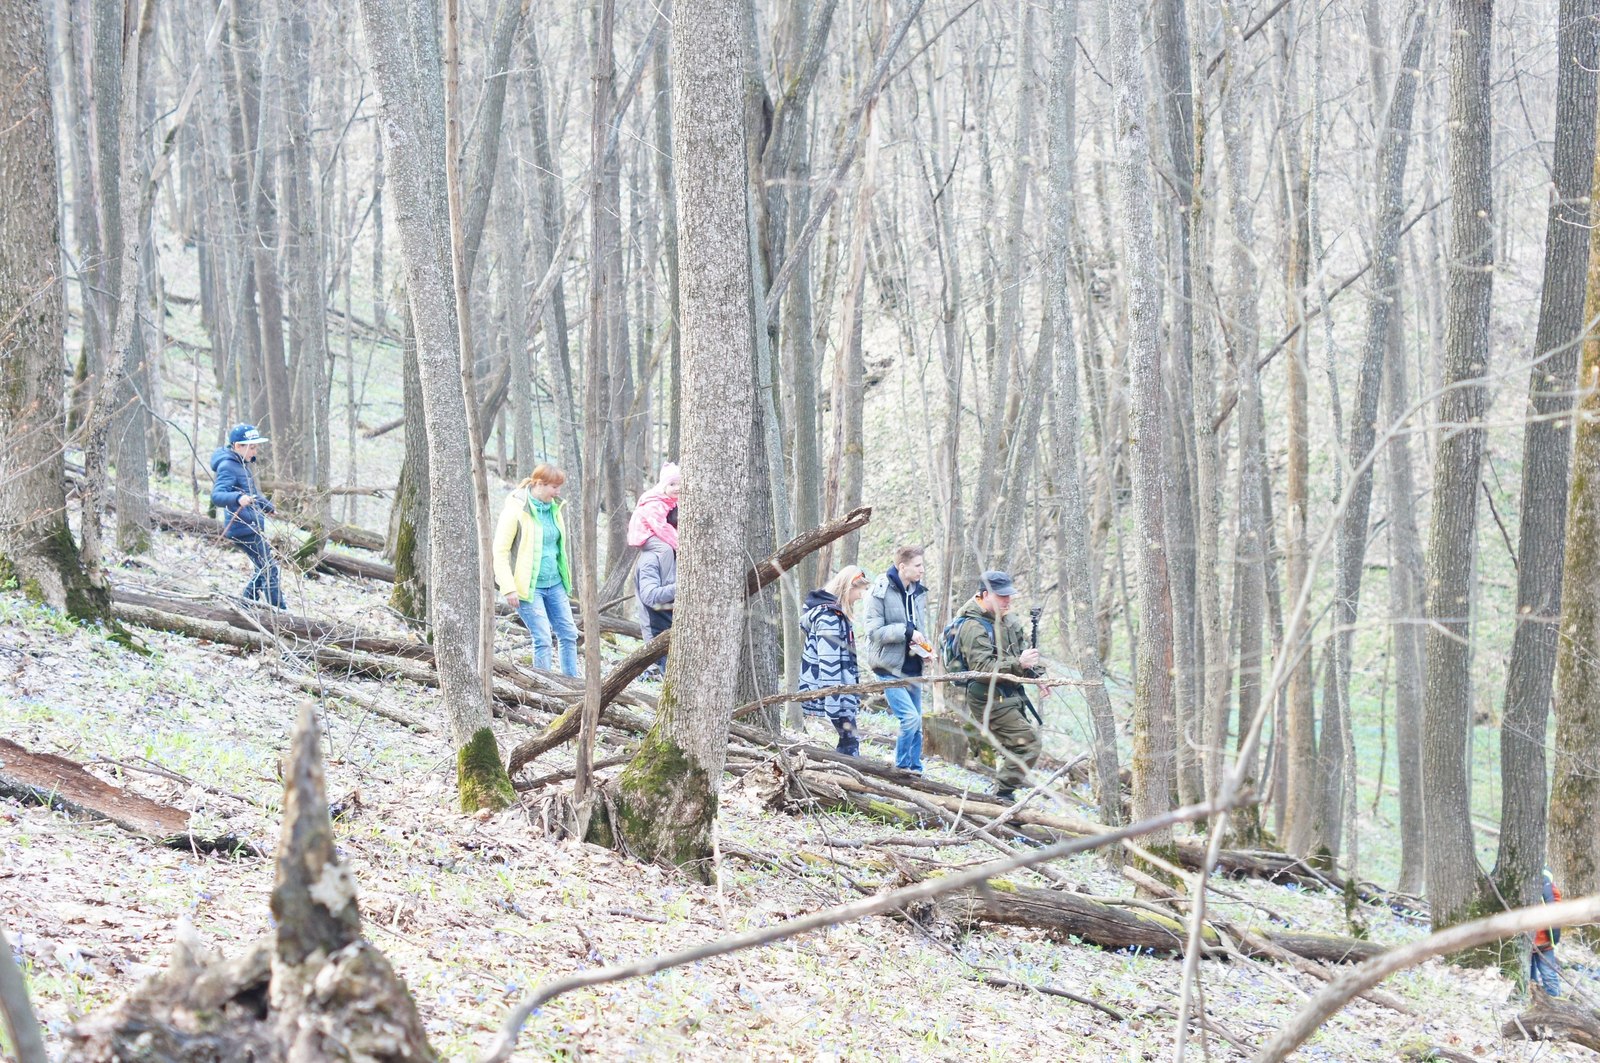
[1108, 0, 1176, 842]
[0, 0, 105, 621]
[1492, 0, 1598, 913]
[611, 0, 755, 872]
[1550, 69, 1600, 911]
[1046, 0, 1120, 827]
[1422, 0, 1493, 931]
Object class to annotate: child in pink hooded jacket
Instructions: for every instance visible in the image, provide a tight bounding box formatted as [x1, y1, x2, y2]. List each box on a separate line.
[628, 462, 682, 551]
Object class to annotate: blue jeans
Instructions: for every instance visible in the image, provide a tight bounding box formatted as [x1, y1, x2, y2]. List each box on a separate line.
[231, 532, 284, 609]
[877, 671, 924, 771]
[1533, 948, 1561, 997]
[517, 584, 579, 676]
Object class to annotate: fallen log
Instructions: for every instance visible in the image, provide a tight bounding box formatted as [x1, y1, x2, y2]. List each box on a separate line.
[0, 738, 256, 855]
[1503, 989, 1600, 1053]
[110, 592, 564, 722]
[506, 506, 873, 774]
[935, 876, 1385, 967]
[1173, 842, 1427, 920]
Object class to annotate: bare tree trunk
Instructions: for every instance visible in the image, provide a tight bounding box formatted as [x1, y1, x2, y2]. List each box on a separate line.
[1274, 14, 1319, 858]
[611, 0, 754, 870]
[1550, 53, 1600, 916]
[575, 0, 616, 807]
[1385, 282, 1427, 895]
[526, 25, 580, 498]
[1492, 0, 1598, 916]
[1422, 0, 1493, 932]
[648, 33, 680, 463]
[358, 0, 513, 813]
[969, 0, 1034, 575]
[1153, 0, 1203, 810]
[1209, 13, 1259, 807]
[76, 0, 156, 586]
[1047, 0, 1119, 826]
[0, 0, 107, 622]
[1109, 0, 1175, 843]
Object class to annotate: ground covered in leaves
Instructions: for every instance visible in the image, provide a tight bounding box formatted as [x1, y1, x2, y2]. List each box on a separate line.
[2, 519, 1595, 1061]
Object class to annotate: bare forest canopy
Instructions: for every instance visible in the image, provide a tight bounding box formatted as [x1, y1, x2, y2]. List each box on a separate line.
[8, 0, 1600, 1056]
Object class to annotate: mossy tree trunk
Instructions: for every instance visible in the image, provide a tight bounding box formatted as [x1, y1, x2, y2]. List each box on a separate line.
[1551, 37, 1600, 920]
[610, 0, 754, 872]
[0, 0, 108, 624]
[358, 0, 512, 812]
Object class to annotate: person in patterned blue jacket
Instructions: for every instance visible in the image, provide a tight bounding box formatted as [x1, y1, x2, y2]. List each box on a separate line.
[209, 424, 285, 610]
[799, 565, 870, 755]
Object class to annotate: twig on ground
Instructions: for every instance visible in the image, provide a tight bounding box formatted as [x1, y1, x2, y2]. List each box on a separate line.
[481, 800, 1225, 1063]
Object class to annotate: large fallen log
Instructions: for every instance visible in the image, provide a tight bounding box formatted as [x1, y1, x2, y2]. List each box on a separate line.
[1503, 989, 1600, 1053]
[1172, 842, 1426, 920]
[0, 738, 255, 854]
[505, 506, 873, 774]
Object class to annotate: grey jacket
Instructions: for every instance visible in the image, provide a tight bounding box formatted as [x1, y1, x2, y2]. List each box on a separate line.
[863, 569, 927, 676]
[636, 538, 676, 613]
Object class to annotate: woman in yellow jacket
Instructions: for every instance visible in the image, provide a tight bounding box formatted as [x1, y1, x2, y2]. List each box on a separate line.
[493, 464, 578, 675]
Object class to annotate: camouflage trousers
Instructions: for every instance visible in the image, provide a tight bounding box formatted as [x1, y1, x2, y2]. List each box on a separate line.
[969, 701, 1041, 790]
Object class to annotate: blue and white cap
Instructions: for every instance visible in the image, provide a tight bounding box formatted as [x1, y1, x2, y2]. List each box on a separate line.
[228, 424, 269, 445]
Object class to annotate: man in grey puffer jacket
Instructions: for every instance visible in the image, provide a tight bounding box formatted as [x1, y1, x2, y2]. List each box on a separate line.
[864, 545, 930, 772]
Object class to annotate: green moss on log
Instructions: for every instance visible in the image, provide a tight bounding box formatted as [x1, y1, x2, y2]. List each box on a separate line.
[456, 727, 515, 813]
[828, 797, 916, 827]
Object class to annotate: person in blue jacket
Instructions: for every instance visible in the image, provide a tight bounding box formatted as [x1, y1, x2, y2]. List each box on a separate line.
[210, 424, 286, 610]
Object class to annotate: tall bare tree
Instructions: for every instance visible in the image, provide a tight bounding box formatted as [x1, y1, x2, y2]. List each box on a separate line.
[611, 0, 754, 870]
[1550, 57, 1600, 914]
[1422, 0, 1494, 931]
[358, 0, 514, 812]
[0, 0, 106, 622]
[1492, 0, 1598, 916]
[1108, 0, 1175, 842]
[1047, 0, 1119, 826]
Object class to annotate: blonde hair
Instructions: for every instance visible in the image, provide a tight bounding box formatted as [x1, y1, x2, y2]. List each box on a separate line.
[520, 463, 567, 489]
[824, 565, 869, 604]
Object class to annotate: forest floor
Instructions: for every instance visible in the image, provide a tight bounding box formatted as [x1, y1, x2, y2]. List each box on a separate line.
[2, 498, 1596, 1061]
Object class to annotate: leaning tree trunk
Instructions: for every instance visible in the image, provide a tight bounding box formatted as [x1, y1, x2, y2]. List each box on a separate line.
[1421, 0, 1493, 933]
[609, 0, 755, 872]
[1047, 0, 1120, 827]
[358, 0, 513, 813]
[0, 0, 107, 622]
[1550, 84, 1600, 917]
[1492, 0, 1598, 917]
[1108, 0, 1175, 845]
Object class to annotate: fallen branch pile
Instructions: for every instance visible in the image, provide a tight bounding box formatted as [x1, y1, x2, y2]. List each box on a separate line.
[108, 585, 649, 726]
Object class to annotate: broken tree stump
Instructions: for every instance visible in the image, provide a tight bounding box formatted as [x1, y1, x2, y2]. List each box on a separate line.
[68, 703, 435, 1062]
